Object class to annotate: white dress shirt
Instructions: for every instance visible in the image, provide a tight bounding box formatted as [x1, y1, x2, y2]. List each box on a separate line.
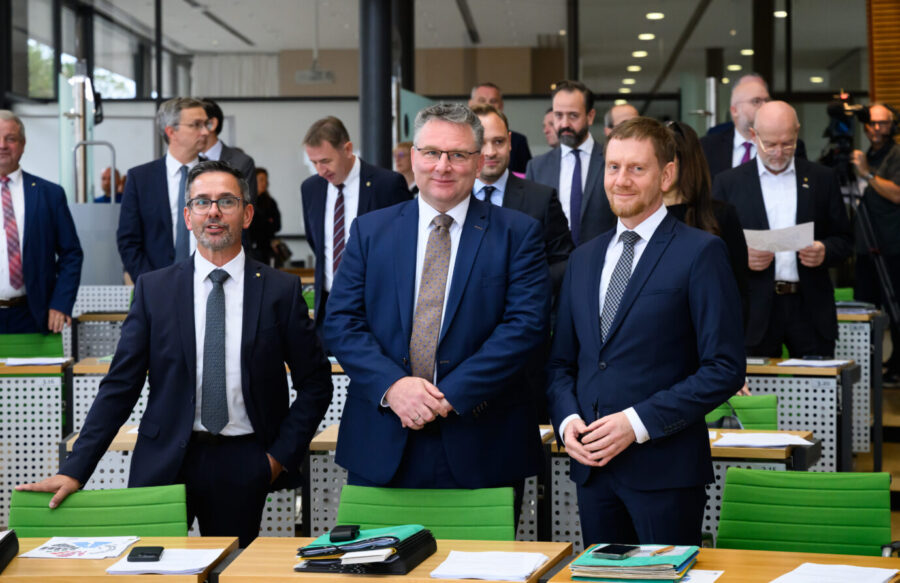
[757, 156, 799, 282]
[473, 169, 509, 206]
[558, 133, 595, 228]
[192, 249, 254, 435]
[324, 156, 361, 292]
[732, 131, 757, 168]
[165, 152, 200, 256]
[0, 167, 26, 299]
[558, 203, 669, 445]
[202, 139, 223, 161]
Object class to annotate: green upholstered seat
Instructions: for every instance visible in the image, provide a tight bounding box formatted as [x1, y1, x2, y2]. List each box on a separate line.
[336, 485, 515, 541]
[705, 395, 778, 430]
[0, 333, 63, 358]
[717, 468, 891, 556]
[9, 485, 188, 537]
[834, 287, 854, 302]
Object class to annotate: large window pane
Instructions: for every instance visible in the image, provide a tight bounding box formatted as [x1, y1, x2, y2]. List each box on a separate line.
[93, 14, 139, 99]
[10, 0, 56, 98]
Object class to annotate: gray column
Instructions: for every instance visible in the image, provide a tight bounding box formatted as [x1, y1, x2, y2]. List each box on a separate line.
[360, 0, 392, 169]
[392, 0, 414, 91]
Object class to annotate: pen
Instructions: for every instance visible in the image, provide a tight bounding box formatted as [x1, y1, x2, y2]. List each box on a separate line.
[650, 545, 674, 556]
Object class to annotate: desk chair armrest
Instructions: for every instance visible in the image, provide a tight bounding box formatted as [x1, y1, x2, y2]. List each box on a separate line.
[881, 541, 900, 557]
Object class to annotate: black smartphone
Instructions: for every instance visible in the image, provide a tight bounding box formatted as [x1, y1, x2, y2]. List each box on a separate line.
[590, 544, 640, 560]
[126, 546, 164, 562]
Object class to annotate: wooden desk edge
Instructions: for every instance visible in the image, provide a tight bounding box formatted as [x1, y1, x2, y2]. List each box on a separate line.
[0, 359, 73, 375]
[77, 313, 128, 322]
[746, 359, 856, 376]
[551, 429, 814, 456]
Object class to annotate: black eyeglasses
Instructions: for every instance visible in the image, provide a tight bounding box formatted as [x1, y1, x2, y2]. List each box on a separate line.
[176, 119, 215, 131]
[186, 196, 243, 213]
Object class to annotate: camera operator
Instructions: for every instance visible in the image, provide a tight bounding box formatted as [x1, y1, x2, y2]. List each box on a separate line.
[851, 103, 900, 383]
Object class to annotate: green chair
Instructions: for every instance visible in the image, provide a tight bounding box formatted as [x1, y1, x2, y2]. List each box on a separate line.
[303, 289, 315, 311]
[705, 395, 778, 430]
[834, 287, 855, 302]
[716, 468, 893, 556]
[0, 333, 63, 358]
[9, 485, 188, 537]
[336, 485, 515, 541]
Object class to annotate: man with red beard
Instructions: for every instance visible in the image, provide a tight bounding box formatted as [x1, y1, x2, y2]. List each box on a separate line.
[713, 101, 852, 357]
[547, 117, 745, 547]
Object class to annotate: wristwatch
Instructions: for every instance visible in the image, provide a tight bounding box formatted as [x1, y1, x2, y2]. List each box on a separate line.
[866, 171, 876, 181]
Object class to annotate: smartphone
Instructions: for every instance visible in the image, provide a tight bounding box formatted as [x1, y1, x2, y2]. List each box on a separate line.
[590, 544, 640, 560]
[126, 546, 164, 562]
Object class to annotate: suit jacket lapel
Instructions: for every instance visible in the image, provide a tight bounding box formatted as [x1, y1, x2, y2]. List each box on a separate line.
[175, 260, 197, 388]
[21, 173, 37, 256]
[155, 158, 174, 238]
[394, 201, 418, 343]
[357, 160, 375, 214]
[582, 143, 604, 217]
[310, 179, 327, 248]
[590, 230, 613, 349]
[747, 164, 771, 230]
[502, 175, 526, 210]
[794, 160, 812, 225]
[550, 148, 562, 191]
[602, 214, 676, 345]
[241, 259, 264, 399]
[440, 198, 488, 342]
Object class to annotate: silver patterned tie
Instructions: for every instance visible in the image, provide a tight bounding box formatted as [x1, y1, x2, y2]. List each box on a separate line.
[600, 231, 640, 342]
[201, 268, 230, 434]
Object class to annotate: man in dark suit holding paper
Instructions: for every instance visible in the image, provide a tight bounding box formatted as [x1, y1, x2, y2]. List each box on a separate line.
[19, 161, 333, 547]
[546, 117, 745, 546]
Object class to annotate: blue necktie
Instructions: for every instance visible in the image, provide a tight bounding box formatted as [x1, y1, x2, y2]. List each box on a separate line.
[570, 149, 583, 245]
[174, 165, 190, 262]
[202, 268, 230, 434]
[601, 231, 640, 342]
[482, 185, 497, 205]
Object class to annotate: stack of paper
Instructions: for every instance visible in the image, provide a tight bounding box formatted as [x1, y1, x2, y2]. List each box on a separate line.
[778, 358, 850, 368]
[569, 545, 699, 582]
[3, 357, 70, 366]
[430, 551, 548, 581]
[712, 433, 813, 448]
[770, 562, 898, 583]
[19, 536, 139, 559]
[105, 548, 224, 575]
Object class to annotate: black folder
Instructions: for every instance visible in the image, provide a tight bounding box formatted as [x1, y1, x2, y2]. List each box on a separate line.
[295, 528, 437, 575]
[0, 530, 18, 575]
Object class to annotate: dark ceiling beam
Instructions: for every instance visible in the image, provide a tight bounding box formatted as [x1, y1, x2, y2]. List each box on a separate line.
[639, 0, 712, 114]
[455, 0, 480, 44]
[183, 0, 255, 47]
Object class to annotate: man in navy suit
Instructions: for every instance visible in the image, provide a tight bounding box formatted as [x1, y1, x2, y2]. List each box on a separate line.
[117, 97, 213, 282]
[526, 80, 616, 246]
[20, 161, 333, 547]
[324, 104, 549, 499]
[0, 111, 83, 334]
[713, 101, 851, 357]
[468, 82, 532, 174]
[200, 98, 257, 205]
[301, 116, 409, 346]
[547, 117, 745, 547]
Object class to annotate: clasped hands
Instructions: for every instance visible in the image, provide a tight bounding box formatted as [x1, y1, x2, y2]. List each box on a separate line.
[748, 240, 825, 271]
[563, 412, 636, 468]
[386, 376, 454, 429]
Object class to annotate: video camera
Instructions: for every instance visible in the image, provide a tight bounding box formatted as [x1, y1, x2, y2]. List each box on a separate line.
[819, 91, 866, 186]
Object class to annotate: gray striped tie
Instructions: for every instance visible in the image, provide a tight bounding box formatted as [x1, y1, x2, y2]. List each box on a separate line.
[600, 231, 640, 342]
[202, 268, 230, 434]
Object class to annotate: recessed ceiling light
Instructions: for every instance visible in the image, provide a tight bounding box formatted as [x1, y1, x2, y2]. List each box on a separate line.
[726, 64, 743, 71]
[810, 76, 824, 84]
[638, 33, 655, 41]
[614, 99, 628, 106]
[622, 78, 636, 85]
[618, 88, 632, 94]
[646, 12, 664, 20]
[559, 29, 567, 36]
[627, 65, 642, 72]
[722, 77, 730, 84]
[632, 50, 648, 58]
[740, 49, 754, 56]
[774, 10, 788, 18]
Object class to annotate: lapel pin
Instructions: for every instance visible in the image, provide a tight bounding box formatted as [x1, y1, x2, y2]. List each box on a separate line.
[255, 272, 261, 278]
[366, 181, 371, 187]
[31, 182, 36, 187]
[474, 224, 484, 230]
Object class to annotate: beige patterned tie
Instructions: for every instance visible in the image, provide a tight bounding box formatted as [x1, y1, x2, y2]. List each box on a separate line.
[410, 214, 453, 380]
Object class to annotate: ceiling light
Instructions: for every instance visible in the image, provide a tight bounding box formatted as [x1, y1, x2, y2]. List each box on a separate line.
[646, 12, 664, 20]
[722, 77, 730, 84]
[618, 88, 632, 94]
[627, 65, 642, 72]
[810, 76, 824, 84]
[559, 29, 567, 36]
[622, 78, 636, 85]
[740, 49, 754, 56]
[726, 64, 742, 71]
[638, 33, 655, 41]
[774, 10, 788, 18]
[632, 50, 648, 58]
[614, 99, 628, 106]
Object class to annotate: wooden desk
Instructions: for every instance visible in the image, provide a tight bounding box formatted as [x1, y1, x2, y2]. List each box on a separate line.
[64, 424, 137, 453]
[548, 547, 900, 582]
[744, 358, 860, 472]
[220, 537, 572, 583]
[76, 313, 128, 322]
[0, 536, 238, 582]
[0, 360, 71, 376]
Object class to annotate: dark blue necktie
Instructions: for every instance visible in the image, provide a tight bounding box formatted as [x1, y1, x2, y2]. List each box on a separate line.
[174, 165, 190, 262]
[482, 185, 497, 205]
[202, 268, 230, 434]
[570, 149, 583, 245]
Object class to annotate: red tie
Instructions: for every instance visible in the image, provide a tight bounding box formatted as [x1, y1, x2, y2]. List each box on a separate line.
[333, 183, 345, 276]
[0, 176, 23, 290]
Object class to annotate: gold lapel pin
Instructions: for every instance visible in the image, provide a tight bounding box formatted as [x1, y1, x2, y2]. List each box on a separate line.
[255, 272, 261, 278]
[366, 181, 371, 187]
[31, 182, 36, 187]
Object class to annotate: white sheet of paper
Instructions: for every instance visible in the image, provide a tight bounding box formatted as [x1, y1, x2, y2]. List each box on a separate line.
[778, 359, 850, 368]
[4, 357, 69, 366]
[540, 428, 552, 438]
[106, 548, 224, 575]
[743, 222, 814, 253]
[20, 536, 139, 559]
[709, 430, 718, 440]
[712, 433, 813, 448]
[430, 551, 548, 581]
[127, 426, 139, 434]
[769, 562, 898, 583]
[681, 570, 725, 583]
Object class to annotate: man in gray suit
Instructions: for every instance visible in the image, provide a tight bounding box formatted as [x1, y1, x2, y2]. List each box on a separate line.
[526, 80, 616, 246]
[201, 98, 257, 204]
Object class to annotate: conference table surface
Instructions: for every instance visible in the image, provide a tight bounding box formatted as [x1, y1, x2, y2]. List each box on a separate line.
[219, 537, 572, 583]
[548, 547, 900, 582]
[0, 536, 238, 582]
[72, 357, 345, 375]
